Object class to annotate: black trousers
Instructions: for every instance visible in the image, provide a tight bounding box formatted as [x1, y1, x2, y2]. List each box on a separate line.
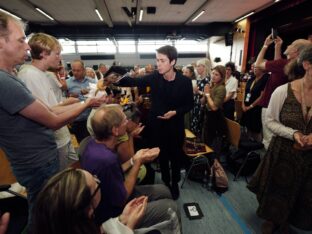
[150, 118, 184, 186]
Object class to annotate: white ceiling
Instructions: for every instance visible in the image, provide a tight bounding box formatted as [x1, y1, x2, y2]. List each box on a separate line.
[0, 0, 275, 40]
[1, 0, 273, 25]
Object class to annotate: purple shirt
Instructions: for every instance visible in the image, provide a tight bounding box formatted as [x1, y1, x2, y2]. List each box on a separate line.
[258, 58, 288, 108]
[81, 139, 127, 223]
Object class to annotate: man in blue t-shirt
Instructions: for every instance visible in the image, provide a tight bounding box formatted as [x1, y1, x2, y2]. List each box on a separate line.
[66, 59, 96, 142]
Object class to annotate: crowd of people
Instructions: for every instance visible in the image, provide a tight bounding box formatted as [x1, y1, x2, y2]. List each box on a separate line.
[0, 10, 312, 234]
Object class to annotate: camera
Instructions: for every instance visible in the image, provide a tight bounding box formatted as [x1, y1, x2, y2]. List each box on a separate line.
[271, 28, 278, 40]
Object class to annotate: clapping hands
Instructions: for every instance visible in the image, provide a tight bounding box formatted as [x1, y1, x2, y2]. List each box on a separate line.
[130, 123, 145, 138]
[119, 196, 148, 229]
[134, 147, 160, 164]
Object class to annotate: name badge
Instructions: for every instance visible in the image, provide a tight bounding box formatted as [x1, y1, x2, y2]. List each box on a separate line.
[245, 93, 251, 102]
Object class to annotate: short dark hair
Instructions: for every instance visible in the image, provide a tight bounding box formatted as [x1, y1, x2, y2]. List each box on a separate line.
[225, 62, 235, 72]
[156, 45, 178, 65]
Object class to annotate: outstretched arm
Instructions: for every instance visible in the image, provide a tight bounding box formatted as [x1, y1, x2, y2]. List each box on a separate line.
[255, 35, 274, 70]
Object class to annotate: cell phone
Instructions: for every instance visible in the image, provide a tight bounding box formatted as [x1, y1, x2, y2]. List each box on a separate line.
[271, 28, 278, 40]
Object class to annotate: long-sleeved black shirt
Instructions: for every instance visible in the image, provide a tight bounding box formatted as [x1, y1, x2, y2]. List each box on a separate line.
[118, 71, 194, 145]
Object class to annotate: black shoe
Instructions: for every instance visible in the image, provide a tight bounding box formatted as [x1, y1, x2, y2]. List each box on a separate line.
[170, 183, 180, 200]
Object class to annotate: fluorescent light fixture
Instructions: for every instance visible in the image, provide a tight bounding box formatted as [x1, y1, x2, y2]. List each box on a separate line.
[139, 9, 143, 22]
[35, 8, 54, 21]
[0, 8, 22, 20]
[192, 10, 205, 22]
[95, 9, 103, 21]
[234, 11, 255, 23]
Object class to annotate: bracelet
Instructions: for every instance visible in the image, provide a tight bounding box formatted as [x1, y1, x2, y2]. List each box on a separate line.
[263, 45, 268, 48]
[130, 158, 134, 166]
[250, 104, 254, 108]
[205, 93, 210, 98]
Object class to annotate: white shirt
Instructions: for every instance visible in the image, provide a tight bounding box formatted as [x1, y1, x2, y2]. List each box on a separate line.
[265, 83, 297, 140]
[18, 64, 71, 148]
[101, 217, 133, 234]
[225, 76, 238, 99]
[45, 71, 65, 103]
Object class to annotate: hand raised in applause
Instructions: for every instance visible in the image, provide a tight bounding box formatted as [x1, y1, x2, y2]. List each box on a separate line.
[130, 123, 145, 138]
[134, 147, 160, 164]
[119, 196, 148, 229]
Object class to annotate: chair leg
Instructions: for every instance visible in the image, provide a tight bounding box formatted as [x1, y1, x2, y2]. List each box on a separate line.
[181, 156, 210, 189]
[181, 160, 196, 189]
[233, 152, 251, 181]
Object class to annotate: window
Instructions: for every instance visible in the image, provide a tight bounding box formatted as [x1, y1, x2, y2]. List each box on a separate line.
[175, 40, 207, 53]
[76, 40, 116, 53]
[118, 40, 135, 53]
[138, 40, 171, 53]
[58, 39, 76, 54]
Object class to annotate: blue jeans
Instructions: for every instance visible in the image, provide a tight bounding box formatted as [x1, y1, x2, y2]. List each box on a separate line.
[12, 157, 59, 229]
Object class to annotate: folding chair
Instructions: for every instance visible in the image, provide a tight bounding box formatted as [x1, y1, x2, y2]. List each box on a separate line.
[225, 118, 263, 181]
[181, 129, 214, 188]
[0, 149, 28, 234]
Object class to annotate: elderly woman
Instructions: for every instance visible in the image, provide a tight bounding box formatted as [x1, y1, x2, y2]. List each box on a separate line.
[32, 168, 147, 234]
[191, 58, 212, 137]
[201, 65, 227, 148]
[248, 45, 312, 233]
[241, 65, 269, 142]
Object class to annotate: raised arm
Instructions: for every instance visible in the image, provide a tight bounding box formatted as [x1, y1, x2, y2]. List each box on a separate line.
[255, 35, 274, 70]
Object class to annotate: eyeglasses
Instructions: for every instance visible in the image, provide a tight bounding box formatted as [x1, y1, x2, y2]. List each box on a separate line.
[90, 175, 101, 199]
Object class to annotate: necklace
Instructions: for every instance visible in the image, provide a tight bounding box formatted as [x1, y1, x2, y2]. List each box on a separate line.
[300, 79, 312, 124]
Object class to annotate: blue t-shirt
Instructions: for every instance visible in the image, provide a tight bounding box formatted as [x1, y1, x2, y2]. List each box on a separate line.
[0, 70, 57, 169]
[81, 139, 127, 223]
[66, 76, 95, 121]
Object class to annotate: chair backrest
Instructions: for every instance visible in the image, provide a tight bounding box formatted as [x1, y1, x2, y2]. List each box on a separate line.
[234, 100, 243, 121]
[0, 148, 16, 185]
[225, 118, 240, 148]
[77, 136, 92, 161]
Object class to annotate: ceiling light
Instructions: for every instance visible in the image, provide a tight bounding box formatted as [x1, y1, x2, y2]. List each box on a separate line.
[0, 8, 22, 20]
[234, 11, 255, 23]
[139, 9, 143, 22]
[192, 10, 205, 22]
[35, 8, 54, 21]
[95, 9, 103, 22]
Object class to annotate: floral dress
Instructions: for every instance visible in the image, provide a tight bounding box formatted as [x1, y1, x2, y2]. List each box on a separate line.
[190, 76, 210, 136]
[247, 84, 312, 230]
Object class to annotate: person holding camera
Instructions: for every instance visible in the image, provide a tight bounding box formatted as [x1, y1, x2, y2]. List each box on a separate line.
[255, 34, 311, 149]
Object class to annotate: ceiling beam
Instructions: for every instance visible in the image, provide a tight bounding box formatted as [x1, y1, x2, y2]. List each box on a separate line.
[93, 0, 113, 27]
[27, 22, 232, 41]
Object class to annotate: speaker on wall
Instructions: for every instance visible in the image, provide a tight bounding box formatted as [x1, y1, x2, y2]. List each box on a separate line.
[225, 32, 233, 46]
